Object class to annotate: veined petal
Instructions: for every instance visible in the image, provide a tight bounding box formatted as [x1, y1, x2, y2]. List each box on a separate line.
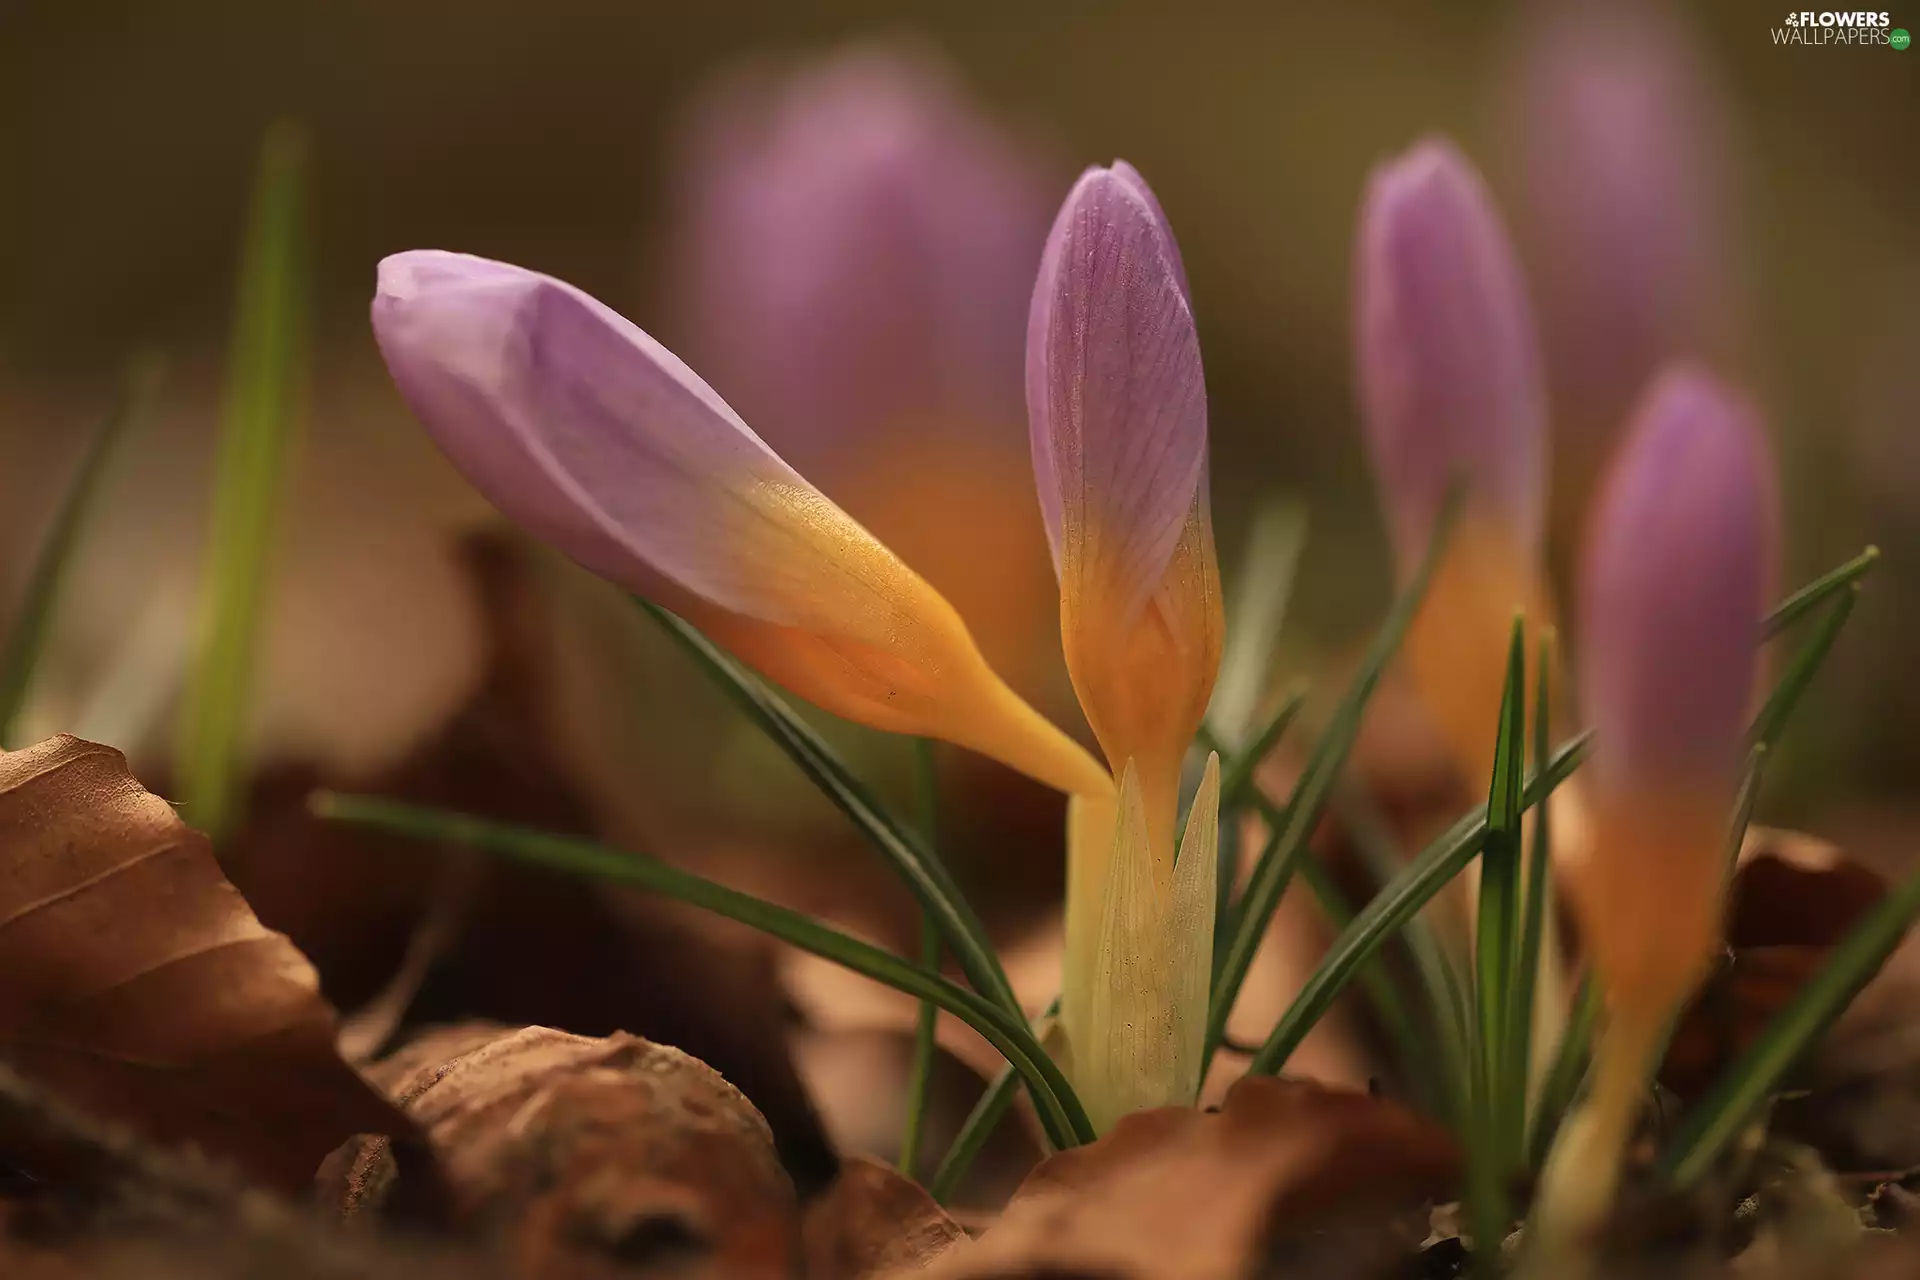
[1084, 760, 1176, 1132]
[373, 250, 1108, 798]
[1028, 164, 1205, 618]
[1167, 752, 1220, 1106]
[1355, 138, 1548, 577]
[1028, 164, 1223, 835]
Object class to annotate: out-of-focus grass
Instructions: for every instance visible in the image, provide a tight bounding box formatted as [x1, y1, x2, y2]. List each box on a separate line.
[176, 121, 308, 846]
[0, 357, 164, 747]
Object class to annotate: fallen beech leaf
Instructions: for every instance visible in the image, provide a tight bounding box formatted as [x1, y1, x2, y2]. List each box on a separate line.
[803, 1155, 965, 1279]
[0, 735, 411, 1192]
[325, 1023, 798, 1280]
[910, 1075, 1458, 1280]
[1663, 827, 1888, 1097]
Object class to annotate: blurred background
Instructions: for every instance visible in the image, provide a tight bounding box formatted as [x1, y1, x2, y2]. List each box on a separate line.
[2, 0, 1917, 1191]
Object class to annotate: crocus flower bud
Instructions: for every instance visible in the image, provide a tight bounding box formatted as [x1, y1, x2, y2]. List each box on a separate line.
[1356, 137, 1547, 578]
[1028, 161, 1222, 830]
[1573, 365, 1778, 1017]
[1509, 1, 1736, 497]
[1028, 164, 1223, 1085]
[1353, 138, 1555, 786]
[1536, 364, 1778, 1258]
[372, 250, 1109, 801]
[674, 44, 1045, 460]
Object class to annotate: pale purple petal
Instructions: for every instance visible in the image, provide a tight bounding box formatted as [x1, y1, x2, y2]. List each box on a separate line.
[1026, 163, 1207, 622]
[1580, 366, 1779, 791]
[373, 250, 895, 637]
[672, 45, 1049, 469]
[1508, 1, 1736, 454]
[1354, 138, 1548, 572]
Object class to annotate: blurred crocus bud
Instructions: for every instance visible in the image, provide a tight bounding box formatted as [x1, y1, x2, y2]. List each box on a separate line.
[1356, 137, 1547, 578]
[1508, 0, 1737, 502]
[669, 48, 1060, 689]
[1354, 138, 1555, 785]
[1574, 365, 1778, 1018]
[1029, 162, 1222, 1092]
[1535, 364, 1778, 1255]
[372, 250, 1110, 801]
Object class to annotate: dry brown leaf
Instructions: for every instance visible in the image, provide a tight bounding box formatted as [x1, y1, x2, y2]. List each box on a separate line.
[803, 1155, 965, 1280]
[909, 1075, 1458, 1280]
[1664, 827, 1889, 1098]
[324, 1023, 799, 1279]
[0, 734, 411, 1193]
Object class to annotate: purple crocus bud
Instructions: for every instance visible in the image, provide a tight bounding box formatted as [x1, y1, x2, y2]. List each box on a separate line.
[1027, 161, 1221, 821]
[1354, 138, 1549, 578]
[1030, 163, 1222, 1100]
[1508, 0, 1737, 474]
[1579, 366, 1778, 795]
[671, 44, 1048, 465]
[371, 250, 1110, 801]
[1570, 364, 1778, 1027]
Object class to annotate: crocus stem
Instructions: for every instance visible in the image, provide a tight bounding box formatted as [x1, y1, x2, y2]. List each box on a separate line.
[1527, 1010, 1664, 1277]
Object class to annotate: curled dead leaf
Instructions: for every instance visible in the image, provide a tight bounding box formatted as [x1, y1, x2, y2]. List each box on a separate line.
[1663, 827, 1889, 1098]
[909, 1075, 1458, 1280]
[325, 1023, 798, 1279]
[0, 735, 411, 1193]
[803, 1155, 965, 1280]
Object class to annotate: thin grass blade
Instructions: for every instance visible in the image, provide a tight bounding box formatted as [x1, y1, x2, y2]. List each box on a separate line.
[899, 738, 943, 1176]
[1207, 500, 1308, 746]
[1205, 492, 1462, 1067]
[1761, 545, 1877, 638]
[1510, 629, 1556, 1142]
[1475, 617, 1528, 1164]
[1658, 864, 1920, 1189]
[1244, 731, 1592, 1078]
[1749, 585, 1857, 752]
[177, 121, 309, 845]
[1528, 976, 1598, 1169]
[930, 995, 1060, 1203]
[639, 599, 1021, 1022]
[313, 791, 1092, 1149]
[0, 358, 163, 746]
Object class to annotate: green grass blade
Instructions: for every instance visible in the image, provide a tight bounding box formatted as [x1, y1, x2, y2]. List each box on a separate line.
[1244, 730, 1592, 1079]
[1293, 852, 1438, 1112]
[1657, 865, 1920, 1189]
[1510, 630, 1555, 1146]
[313, 792, 1091, 1150]
[1207, 500, 1308, 746]
[1204, 492, 1462, 1069]
[1334, 788, 1474, 1113]
[639, 600, 1022, 1024]
[176, 121, 309, 845]
[1762, 546, 1878, 638]
[1197, 692, 1306, 935]
[0, 358, 163, 746]
[929, 994, 1061, 1203]
[1475, 618, 1528, 1158]
[1528, 976, 1598, 1169]
[899, 739, 942, 1177]
[1213, 687, 1309, 816]
[1749, 585, 1857, 752]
